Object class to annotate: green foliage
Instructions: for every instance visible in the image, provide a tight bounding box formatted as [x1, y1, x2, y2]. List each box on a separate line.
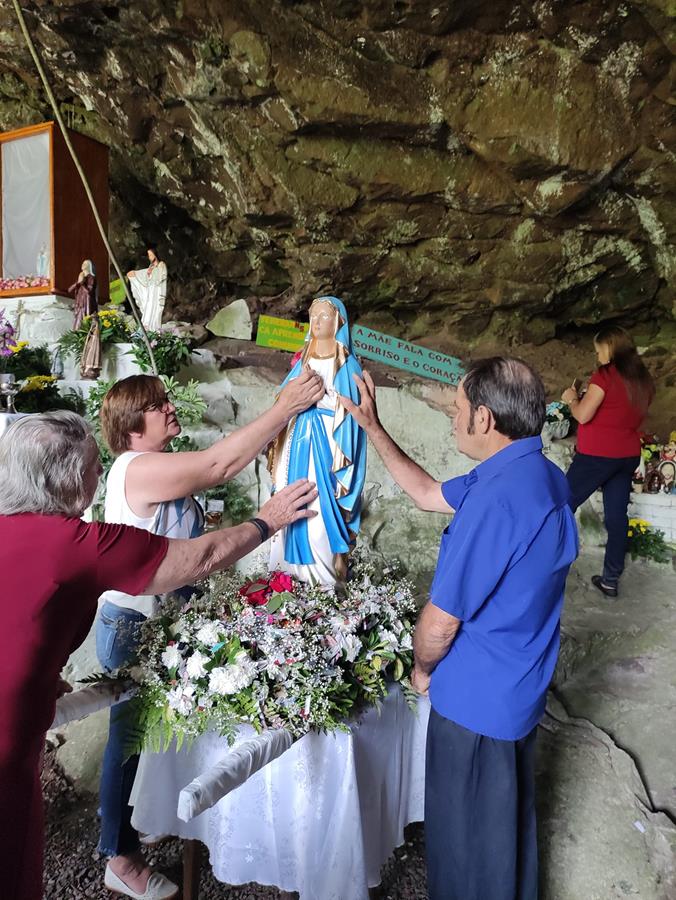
[205, 479, 255, 524]
[2, 343, 52, 378]
[128, 329, 195, 377]
[58, 308, 132, 360]
[161, 376, 206, 426]
[15, 380, 85, 414]
[627, 518, 672, 563]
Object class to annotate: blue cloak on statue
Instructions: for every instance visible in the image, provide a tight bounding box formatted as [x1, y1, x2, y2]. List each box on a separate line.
[277, 296, 367, 566]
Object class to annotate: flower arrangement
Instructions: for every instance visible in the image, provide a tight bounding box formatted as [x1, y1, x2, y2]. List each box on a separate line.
[0, 275, 49, 292]
[126, 557, 417, 753]
[20, 374, 57, 392]
[627, 518, 671, 563]
[128, 326, 195, 378]
[58, 307, 132, 360]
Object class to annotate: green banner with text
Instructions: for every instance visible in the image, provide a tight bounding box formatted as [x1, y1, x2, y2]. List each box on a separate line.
[255, 315, 464, 385]
[351, 325, 464, 386]
[256, 314, 308, 352]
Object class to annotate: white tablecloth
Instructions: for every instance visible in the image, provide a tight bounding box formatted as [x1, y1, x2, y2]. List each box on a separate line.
[130, 688, 430, 899]
[0, 412, 26, 437]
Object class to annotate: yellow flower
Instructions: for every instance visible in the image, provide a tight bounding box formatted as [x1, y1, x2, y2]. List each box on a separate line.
[9, 340, 29, 353]
[628, 529, 634, 537]
[20, 374, 57, 392]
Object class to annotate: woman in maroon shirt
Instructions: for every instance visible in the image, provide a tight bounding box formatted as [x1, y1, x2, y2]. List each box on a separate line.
[562, 326, 655, 598]
[0, 412, 316, 900]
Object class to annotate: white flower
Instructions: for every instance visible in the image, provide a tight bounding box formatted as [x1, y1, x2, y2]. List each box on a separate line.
[379, 629, 398, 651]
[161, 644, 182, 670]
[208, 665, 247, 696]
[331, 631, 361, 662]
[167, 682, 195, 716]
[186, 650, 210, 680]
[399, 631, 413, 650]
[195, 621, 222, 647]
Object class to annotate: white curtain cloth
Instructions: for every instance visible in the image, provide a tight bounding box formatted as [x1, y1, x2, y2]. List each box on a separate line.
[130, 688, 429, 899]
[1, 132, 51, 278]
[129, 263, 167, 330]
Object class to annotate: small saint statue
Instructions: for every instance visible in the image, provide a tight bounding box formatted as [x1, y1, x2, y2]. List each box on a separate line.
[69, 260, 97, 331]
[127, 247, 168, 331]
[268, 296, 367, 588]
[36, 245, 49, 279]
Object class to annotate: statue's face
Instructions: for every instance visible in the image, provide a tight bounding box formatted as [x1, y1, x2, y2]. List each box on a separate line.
[147, 248, 157, 262]
[310, 301, 337, 340]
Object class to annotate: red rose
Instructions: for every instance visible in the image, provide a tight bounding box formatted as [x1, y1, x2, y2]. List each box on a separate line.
[269, 571, 293, 593]
[246, 588, 271, 606]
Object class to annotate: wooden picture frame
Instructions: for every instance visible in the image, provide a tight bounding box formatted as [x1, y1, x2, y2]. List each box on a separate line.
[0, 121, 109, 302]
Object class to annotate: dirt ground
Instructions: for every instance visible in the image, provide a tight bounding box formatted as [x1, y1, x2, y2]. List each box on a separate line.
[41, 746, 428, 899]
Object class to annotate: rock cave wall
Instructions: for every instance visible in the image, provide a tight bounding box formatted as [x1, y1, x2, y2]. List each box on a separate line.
[0, 1, 673, 346]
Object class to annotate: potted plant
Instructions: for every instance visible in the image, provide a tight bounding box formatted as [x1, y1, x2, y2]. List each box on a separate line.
[632, 471, 645, 494]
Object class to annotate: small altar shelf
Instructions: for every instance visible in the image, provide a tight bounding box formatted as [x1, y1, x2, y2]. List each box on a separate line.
[0, 122, 109, 302]
[590, 490, 676, 544]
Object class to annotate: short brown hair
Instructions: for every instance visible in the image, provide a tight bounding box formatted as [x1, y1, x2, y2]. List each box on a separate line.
[101, 375, 167, 455]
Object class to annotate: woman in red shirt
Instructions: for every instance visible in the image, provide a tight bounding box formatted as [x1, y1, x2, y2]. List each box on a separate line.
[562, 326, 654, 598]
[0, 412, 316, 900]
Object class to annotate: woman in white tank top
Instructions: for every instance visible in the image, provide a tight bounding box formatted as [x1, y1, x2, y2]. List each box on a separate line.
[95, 371, 325, 899]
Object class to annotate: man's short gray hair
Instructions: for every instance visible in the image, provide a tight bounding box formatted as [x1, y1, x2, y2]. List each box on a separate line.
[462, 357, 546, 439]
[0, 411, 94, 517]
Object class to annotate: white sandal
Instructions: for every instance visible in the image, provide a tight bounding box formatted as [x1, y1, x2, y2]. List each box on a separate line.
[104, 863, 179, 899]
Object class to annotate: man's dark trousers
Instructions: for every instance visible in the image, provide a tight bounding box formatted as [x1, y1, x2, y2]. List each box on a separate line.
[425, 708, 538, 900]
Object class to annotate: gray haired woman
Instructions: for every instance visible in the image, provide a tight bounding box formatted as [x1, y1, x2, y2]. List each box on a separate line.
[0, 411, 317, 900]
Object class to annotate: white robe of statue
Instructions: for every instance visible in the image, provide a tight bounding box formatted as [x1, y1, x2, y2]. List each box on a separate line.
[268, 356, 339, 588]
[129, 261, 167, 330]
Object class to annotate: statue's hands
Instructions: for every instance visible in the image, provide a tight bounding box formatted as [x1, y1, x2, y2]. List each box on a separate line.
[127, 270, 136, 279]
[338, 370, 380, 432]
[257, 479, 318, 534]
[279, 368, 325, 417]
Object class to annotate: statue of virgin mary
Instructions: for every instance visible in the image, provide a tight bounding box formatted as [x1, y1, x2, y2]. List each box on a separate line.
[268, 296, 367, 588]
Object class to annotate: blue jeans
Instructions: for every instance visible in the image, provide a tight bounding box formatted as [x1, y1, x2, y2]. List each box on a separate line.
[566, 452, 640, 586]
[96, 601, 145, 857]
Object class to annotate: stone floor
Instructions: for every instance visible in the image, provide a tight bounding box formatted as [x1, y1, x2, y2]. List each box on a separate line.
[43, 551, 676, 899]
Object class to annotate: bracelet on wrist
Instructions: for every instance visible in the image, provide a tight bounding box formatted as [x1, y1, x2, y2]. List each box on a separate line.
[247, 517, 270, 544]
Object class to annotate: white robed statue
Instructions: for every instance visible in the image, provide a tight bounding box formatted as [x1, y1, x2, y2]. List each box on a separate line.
[268, 296, 367, 587]
[127, 247, 167, 330]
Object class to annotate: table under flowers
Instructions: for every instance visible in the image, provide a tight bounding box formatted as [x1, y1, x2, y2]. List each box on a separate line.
[130, 687, 429, 900]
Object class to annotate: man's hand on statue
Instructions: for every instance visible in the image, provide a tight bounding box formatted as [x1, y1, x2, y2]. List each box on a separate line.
[561, 386, 578, 404]
[411, 665, 430, 696]
[279, 368, 326, 416]
[338, 370, 380, 431]
[258, 479, 318, 534]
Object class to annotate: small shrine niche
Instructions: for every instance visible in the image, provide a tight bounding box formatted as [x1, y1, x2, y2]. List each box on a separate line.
[0, 121, 109, 302]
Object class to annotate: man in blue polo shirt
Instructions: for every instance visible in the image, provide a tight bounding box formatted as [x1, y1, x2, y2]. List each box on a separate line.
[341, 356, 578, 900]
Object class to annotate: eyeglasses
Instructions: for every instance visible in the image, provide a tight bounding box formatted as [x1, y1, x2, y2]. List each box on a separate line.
[141, 393, 172, 412]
